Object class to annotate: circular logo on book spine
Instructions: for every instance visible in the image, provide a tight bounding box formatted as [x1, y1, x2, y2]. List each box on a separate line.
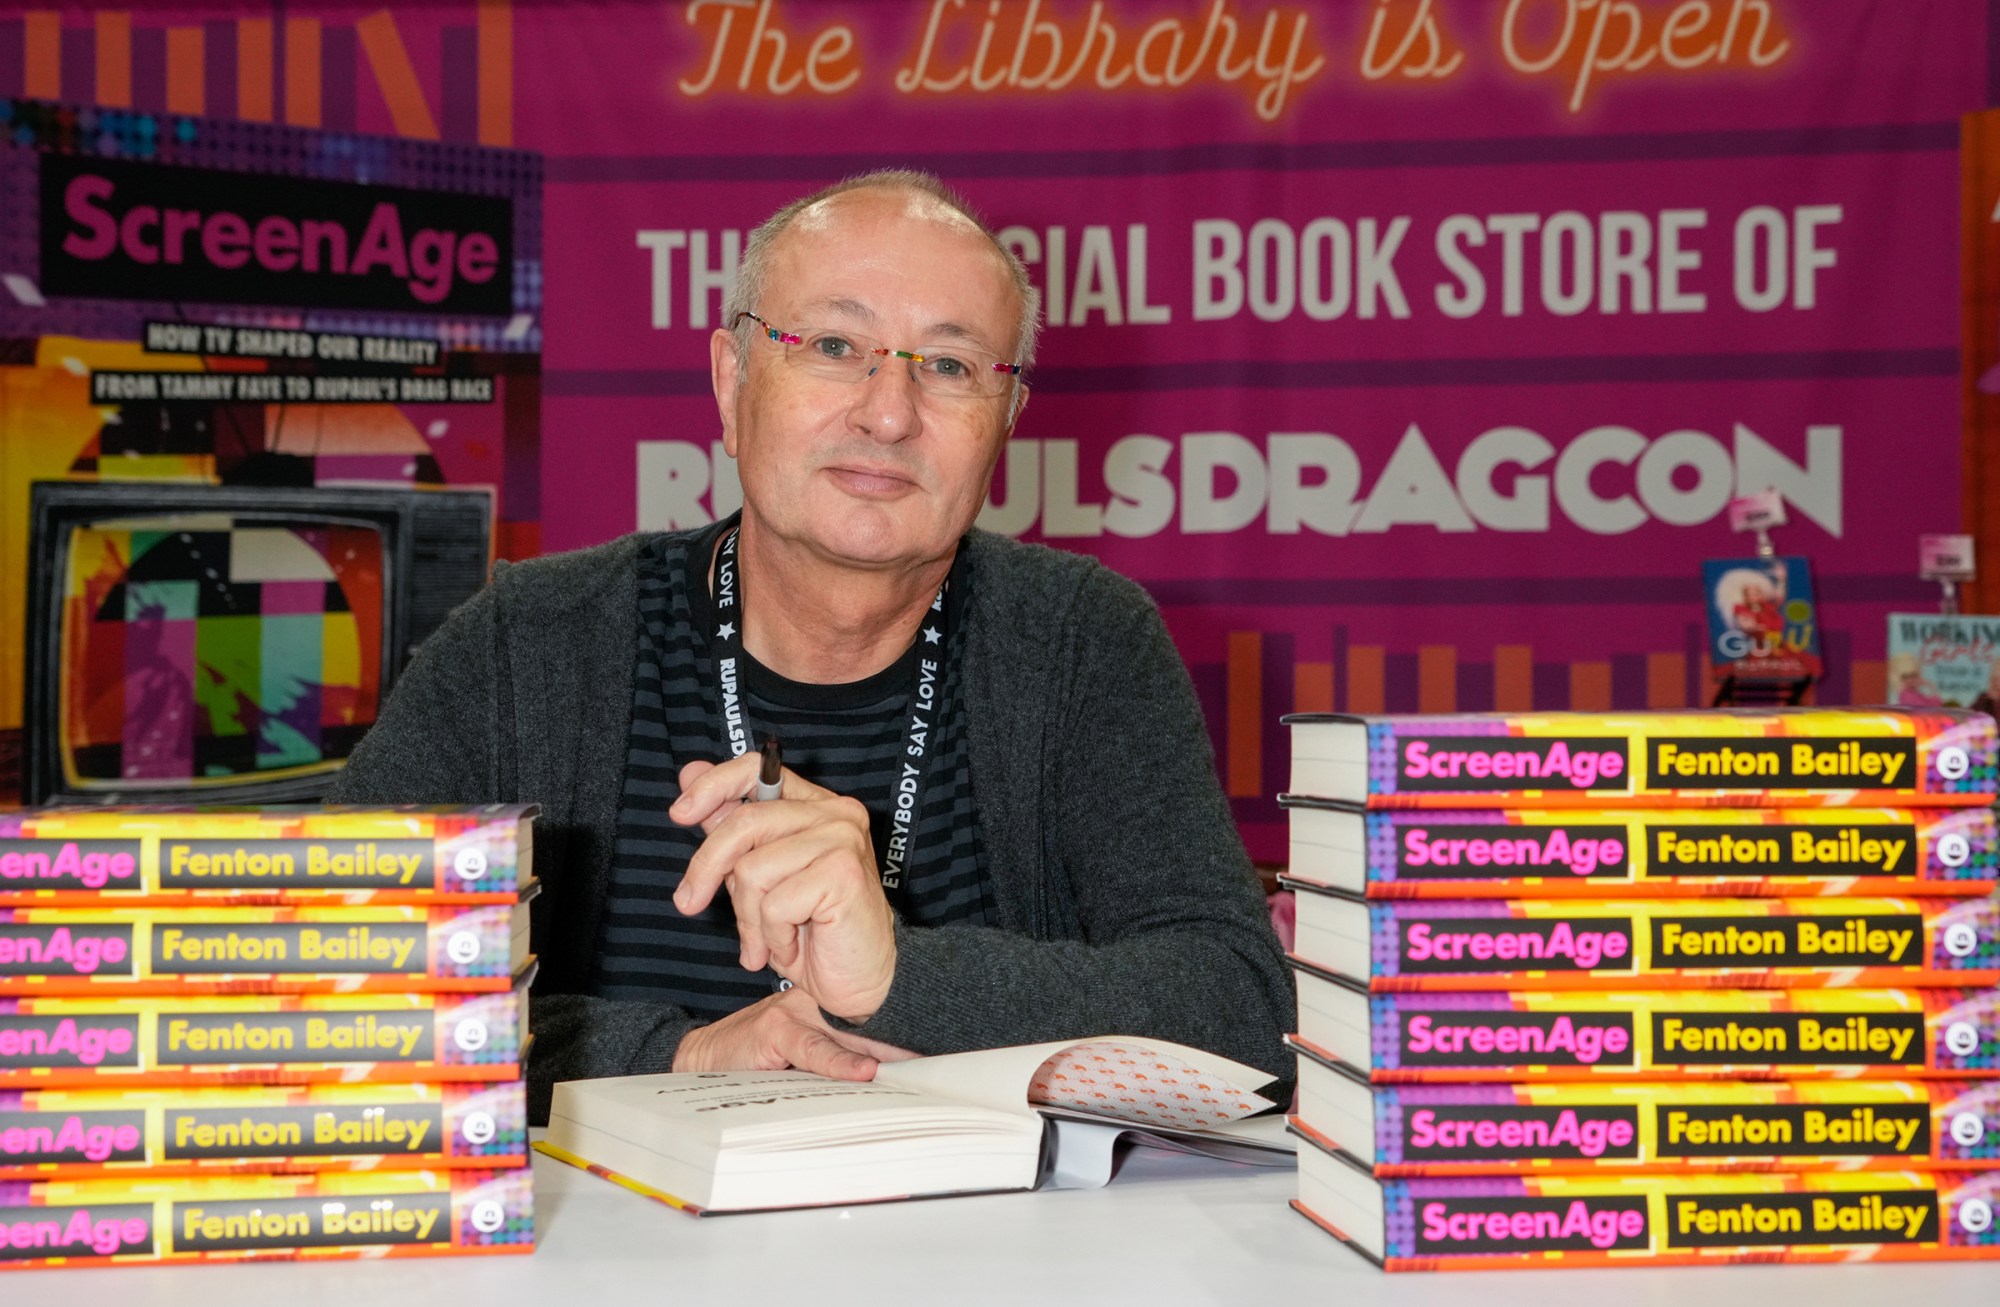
[1938, 834, 1973, 868]
[462, 1110, 498, 1146]
[1945, 923, 1982, 959]
[1960, 1198, 1994, 1235]
[1951, 1111, 1987, 1147]
[1945, 1021, 1982, 1058]
[446, 930, 483, 965]
[454, 1018, 491, 1053]
[470, 1200, 508, 1234]
[454, 849, 489, 881]
[1938, 747, 1972, 781]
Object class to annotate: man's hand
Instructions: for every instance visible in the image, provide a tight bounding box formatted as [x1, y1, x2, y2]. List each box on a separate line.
[670, 753, 898, 1022]
[671, 987, 913, 1078]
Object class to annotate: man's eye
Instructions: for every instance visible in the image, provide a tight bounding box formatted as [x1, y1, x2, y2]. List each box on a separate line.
[927, 354, 970, 378]
[813, 335, 858, 359]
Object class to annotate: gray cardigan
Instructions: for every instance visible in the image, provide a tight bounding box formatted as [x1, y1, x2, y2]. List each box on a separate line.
[331, 528, 1293, 1118]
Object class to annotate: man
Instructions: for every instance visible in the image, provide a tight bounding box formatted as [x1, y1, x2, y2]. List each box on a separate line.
[332, 171, 1292, 1120]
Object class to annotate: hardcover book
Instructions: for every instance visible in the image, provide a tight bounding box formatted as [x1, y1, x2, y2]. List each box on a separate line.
[0, 805, 535, 906]
[0, 900, 532, 995]
[1294, 961, 2000, 1081]
[0, 985, 526, 1088]
[1282, 710, 1997, 809]
[1291, 1037, 2000, 1175]
[1288, 885, 2000, 990]
[0, 1081, 527, 1179]
[1283, 802, 1997, 899]
[0, 1168, 531, 1268]
[539, 1036, 1288, 1214]
[1293, 1121, 2000, 1270]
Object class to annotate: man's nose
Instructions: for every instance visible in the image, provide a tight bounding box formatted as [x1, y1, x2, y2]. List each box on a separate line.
[848, 355, 922, 441]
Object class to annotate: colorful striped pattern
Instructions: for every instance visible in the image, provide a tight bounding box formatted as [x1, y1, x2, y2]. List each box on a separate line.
[0, 5, 509, 144]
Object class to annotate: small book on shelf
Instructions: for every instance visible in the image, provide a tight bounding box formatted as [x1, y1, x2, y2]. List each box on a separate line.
[537, 1036, 1291, 1214]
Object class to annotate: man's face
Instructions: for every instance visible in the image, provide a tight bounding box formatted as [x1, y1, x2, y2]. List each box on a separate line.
[711, 188, 1025, 574]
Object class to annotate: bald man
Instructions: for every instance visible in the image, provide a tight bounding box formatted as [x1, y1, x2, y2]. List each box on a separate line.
[332, 170, 1292, 1120]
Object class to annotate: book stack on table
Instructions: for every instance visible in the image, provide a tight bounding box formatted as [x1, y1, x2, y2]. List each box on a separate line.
[1276, 708, 2000, 1271]
[0, 805, 539, 1270]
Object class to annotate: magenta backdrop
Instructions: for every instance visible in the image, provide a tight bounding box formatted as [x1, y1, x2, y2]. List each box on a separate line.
[506, 0, 1988, 857]
[4, 1, 1984, 859]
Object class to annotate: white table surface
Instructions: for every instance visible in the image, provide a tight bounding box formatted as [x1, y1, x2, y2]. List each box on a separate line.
[8, 1143, 1996, 1304]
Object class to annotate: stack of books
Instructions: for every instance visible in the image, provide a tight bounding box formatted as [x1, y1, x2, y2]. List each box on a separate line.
[0, 805, 538, 1270]
[1277, 708, 2000, 1271]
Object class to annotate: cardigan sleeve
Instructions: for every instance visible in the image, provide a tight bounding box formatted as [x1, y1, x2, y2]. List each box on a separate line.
[832, 563, 1294, 1085]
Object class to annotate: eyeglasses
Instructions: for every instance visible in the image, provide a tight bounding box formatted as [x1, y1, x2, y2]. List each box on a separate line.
[735, 312, 1023, 400]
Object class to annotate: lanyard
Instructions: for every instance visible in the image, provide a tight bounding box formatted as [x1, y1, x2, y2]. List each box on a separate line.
[706, 525, 954, 898]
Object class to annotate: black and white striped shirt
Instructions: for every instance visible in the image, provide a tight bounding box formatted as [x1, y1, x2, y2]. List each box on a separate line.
[593, 520, 993, 1017]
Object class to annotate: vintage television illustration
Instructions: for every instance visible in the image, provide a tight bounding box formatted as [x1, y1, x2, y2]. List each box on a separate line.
[0, 97, 542, 804]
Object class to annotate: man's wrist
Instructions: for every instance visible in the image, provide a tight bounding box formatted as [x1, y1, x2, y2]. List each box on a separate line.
[670, 1022, 708, 1072]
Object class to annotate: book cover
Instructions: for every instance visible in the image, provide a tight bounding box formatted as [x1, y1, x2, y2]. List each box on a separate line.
[1283, 709, 1997, 809]
[0, 806, 534, 906]
[1886, 614, 2000, 710]
[0, 901, 531, 995]
[0, 987, 525, 1088]
[1292, 1037, 2000, 1175]
[1295, 963, 2000, 1081]
[0, 1082, 527, 1179]
[1290, 887, 2000, 990]
[1703, 555, 1823, 682]
[1294, 1123, 2000, 1270]
[0, 1168, 531, 1268]
[1283, 803, 1998, 899]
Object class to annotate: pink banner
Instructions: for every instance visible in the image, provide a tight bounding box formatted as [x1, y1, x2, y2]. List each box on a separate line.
[504, 0, 1985, 856]
[0, 0, 1987, 856]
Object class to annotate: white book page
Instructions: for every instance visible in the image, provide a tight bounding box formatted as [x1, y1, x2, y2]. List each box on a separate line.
[876, 1035, 1276, 1124]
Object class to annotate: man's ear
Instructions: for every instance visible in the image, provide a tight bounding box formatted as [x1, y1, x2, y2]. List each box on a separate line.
[1004, 382, 1029, 438]
[711, 328, 742, 458]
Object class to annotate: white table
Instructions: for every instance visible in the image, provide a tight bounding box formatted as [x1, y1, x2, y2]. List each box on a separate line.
[11, 1145, 1997, 1304]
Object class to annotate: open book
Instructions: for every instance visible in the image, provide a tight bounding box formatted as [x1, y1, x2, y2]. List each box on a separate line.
[536, 1037, 1292, 1213]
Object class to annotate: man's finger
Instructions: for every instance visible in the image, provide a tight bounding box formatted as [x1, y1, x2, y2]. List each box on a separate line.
[729, 831, 847, 970]
[779, 1022, 877, 1081]
[757, 851, 852, 970]
[669, 752, 766, 828]
[672, 801, 822, 916]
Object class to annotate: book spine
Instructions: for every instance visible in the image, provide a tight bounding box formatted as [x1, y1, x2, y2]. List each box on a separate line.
[0, 824, 525, 903]
[1364, 988, 2000, 1080]
[1343, 1082, 2000, 1174]
[0, 1169, 532, 1267]
[0, 991, 524, 1088]
[1351, 711, 1997, 808]
[1355, 1170, 2000, 1269]
[1358, 808, 1998, 898]
[0, 1083, 528, 1178]
[1356, 897, 1999, 990]
[0, 905, 523, 995]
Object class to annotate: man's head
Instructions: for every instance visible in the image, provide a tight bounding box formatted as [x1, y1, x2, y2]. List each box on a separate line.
[711, 172, 1040, 577]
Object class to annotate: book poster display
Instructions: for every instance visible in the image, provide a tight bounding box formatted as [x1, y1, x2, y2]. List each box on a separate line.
[1280, 709, 2000, 1270]
[1703, 556, 1823, 706]
[1887, 616, 2000, 712]
[0, 806, 538, 1269]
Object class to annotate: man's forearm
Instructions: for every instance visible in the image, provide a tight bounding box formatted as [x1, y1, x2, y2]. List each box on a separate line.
[828, 919, 1292, 1082]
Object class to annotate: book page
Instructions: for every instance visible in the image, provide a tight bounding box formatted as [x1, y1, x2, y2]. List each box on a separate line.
[877, 1035, 1276, 1130]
